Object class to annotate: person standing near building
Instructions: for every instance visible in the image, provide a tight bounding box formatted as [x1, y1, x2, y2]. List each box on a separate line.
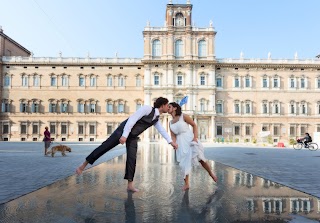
[76, 97, 178, 192]
[43, 126, 51, 156]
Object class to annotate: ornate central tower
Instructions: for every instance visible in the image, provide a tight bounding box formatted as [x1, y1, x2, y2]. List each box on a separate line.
[142, 0, 217, 141]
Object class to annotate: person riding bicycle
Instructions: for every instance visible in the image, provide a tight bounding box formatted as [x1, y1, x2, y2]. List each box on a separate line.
[300, 133, 312, 148]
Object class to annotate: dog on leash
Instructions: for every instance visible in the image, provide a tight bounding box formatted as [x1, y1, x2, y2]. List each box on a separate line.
[47, 145, 72, 157]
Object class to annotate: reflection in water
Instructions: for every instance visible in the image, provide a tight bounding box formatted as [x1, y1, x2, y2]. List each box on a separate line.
[0, 144, 319, 222]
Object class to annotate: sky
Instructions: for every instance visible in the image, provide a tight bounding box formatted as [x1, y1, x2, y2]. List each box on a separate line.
[1, 0, 319, 59]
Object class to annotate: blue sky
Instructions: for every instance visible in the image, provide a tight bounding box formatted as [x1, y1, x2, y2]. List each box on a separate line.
[1, 0, 319, 59]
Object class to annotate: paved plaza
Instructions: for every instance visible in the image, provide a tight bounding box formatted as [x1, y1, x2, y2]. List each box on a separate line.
[0, 142, 320, 222]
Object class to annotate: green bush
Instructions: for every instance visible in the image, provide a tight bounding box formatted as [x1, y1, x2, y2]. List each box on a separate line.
[235, 138, 239, 143]
[289, 138, 296, 145]
[229, 138, 233, 143]
[217, 138, 220, 143]
[252, 138, 257, 144]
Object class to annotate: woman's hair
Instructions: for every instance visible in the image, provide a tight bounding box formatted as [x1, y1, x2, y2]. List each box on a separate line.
[169, 102, 182, 116]
[154, 97, 169, 108]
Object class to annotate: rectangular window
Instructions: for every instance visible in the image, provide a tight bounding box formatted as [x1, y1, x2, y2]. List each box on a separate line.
[61, 103, 68, 113]
[301, 126, 306, 135]
[62, 76, 68, 86]
[118, 77, 124, 86]
[136, 77, 141, 87]
[21, 123, 27, 134]
[301, 79, 305, 88]
[107, 77, 112, 86]
[216, 104, 222, 113]
[78, 124, 84, 135]
[234, 78, 239, 87]
[90, 77, 96, 87]
[89, 125, 95, 135]
[245, 104, 250, 113]
[245, 78, 250, 87]
[61, 123, 67, 135]
[318, 79, 320, 89]
[107, 125, 113, 134]
[154, 76, 159, 85]
[200, 76, 205, 85]
[263, 104, 267, 114]
[317, 125, 320, 132]
[90, 104, 96, 113]
[245, 126, 251, 135]
[234, 126, 240, 135]
[263, 78, 267, 88]
[235, 104, 239, 114]
[2, 103, 10, 112]
[107, 104, 113, 113]
[136, 103, 142, 111]
[290, 126, 295, 136]
[216, 78, 222, 87]
[290, 79, 295, 88]
[177, 76, 183, 85]
[50, 123, 56, 134]
[274, 126, 279, 136]
[51, 77, 56, 86]
[32, 124, 38, 134]
[118, 104, 124, 113]
[273, 79, 278, 88]
[216, 125, 222, 136]
[33, 76, 39, 86]
[3, 124, 9, 134]
[78, 103, 84, 113]
[79, 77, 85, 86]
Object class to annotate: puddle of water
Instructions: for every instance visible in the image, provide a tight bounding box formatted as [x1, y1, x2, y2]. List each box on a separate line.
[0, 144, 319, 222]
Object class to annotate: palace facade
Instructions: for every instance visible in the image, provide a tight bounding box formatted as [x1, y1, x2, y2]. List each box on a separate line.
[1, 2, 320, 143]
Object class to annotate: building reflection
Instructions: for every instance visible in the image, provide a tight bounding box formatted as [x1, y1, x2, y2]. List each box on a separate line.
[0, 144, 319, 222]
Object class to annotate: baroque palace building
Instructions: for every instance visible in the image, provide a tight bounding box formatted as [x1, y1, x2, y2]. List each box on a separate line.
[1, 1, 320, 143]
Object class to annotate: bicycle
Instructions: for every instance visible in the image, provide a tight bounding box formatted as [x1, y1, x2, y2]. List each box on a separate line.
[293, 139, 319, 151]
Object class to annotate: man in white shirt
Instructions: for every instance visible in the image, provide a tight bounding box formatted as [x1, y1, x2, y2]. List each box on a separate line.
[76, 97, 178, 192]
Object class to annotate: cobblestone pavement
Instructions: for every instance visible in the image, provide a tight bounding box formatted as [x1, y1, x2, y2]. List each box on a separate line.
[0, 141, 320, 205]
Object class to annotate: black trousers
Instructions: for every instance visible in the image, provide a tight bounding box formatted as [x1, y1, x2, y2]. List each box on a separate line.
[85, 122, 139, 181]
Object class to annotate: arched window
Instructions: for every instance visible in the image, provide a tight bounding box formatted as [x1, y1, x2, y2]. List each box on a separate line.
[175, 40, 183, 57]
[152, 39, 161, 57]
[175, 13, 185, 27]
[198, 40, 207, 57]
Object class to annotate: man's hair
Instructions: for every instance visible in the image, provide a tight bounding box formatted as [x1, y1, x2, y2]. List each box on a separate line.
[169, 102, 182, 116]
[305, 133, 309, 136]
[154, 97, 169, 108]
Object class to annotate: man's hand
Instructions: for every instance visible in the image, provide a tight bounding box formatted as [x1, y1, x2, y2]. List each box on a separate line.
[170, 142, 178, 150]
[119, 136, 127, 144]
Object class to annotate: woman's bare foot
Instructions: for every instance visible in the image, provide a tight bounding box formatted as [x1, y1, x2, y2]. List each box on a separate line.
[76, 166, 84, 175]
[182, 184, 190, 191]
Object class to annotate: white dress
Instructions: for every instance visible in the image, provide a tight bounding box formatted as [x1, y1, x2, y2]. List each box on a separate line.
[169, 114, 206, 178]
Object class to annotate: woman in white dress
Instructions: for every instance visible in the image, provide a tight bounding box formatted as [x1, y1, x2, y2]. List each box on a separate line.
[168, 102, 218, 191]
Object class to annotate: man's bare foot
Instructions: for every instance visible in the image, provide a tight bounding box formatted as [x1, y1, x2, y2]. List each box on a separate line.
[76, 166, 84, 175]
[182, 184, 190, 191]
[127, 186, 139, 192]
[213, 175, 218, 183]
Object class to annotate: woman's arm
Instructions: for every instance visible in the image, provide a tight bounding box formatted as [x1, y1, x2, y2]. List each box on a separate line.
[183, 114, 198, 142]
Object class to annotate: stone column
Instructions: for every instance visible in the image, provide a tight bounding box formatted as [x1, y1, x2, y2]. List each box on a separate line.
[144, 65, 151, 87]
[167, 64, 174, 87]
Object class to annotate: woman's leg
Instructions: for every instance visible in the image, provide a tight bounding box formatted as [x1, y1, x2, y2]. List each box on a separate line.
[199, 160, 218, 182]
[183, 175, 190, 191]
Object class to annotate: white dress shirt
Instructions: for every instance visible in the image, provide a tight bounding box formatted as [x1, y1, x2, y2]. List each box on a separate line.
[122, 105, 172, 143]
